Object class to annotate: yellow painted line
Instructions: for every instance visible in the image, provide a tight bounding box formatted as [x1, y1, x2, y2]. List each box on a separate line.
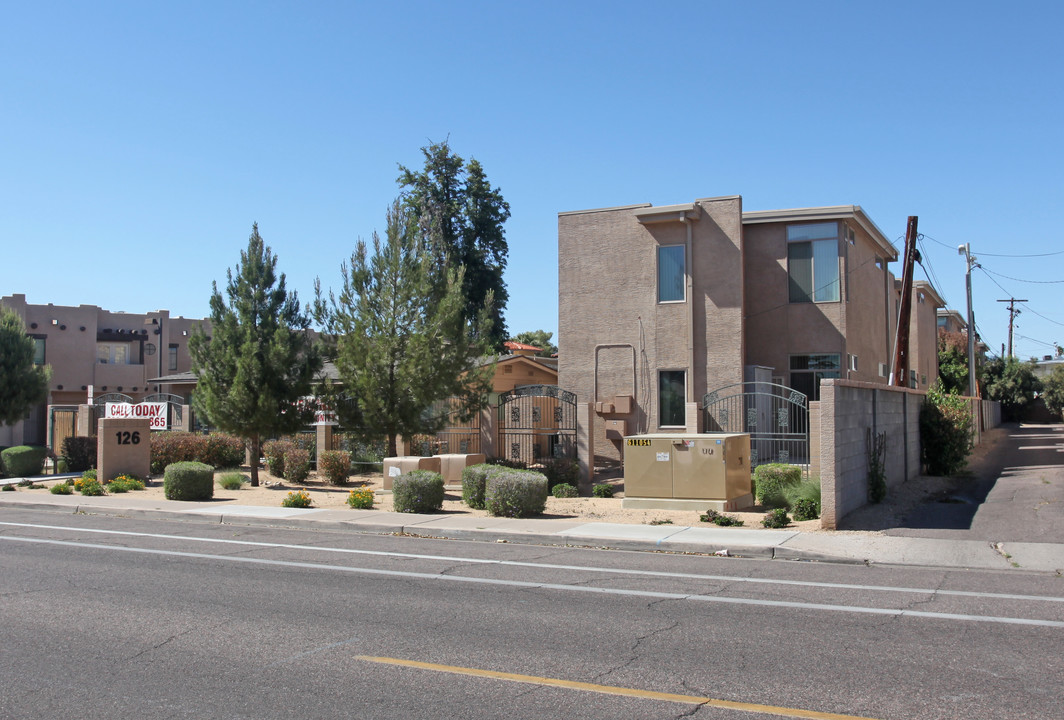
[356, 656, 881, 720]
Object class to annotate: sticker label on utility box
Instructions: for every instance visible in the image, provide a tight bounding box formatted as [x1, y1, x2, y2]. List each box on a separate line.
[626, 438, 652, 446]
[656, 452, 670, 462]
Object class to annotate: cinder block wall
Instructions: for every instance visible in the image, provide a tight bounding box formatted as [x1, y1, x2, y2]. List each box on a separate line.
[818, 379, 1001, 528]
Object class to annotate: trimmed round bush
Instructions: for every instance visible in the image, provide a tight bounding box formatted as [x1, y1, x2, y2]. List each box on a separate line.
[753, 464, 802, 508]
[551, 483, 579, 498]
[461, 463, 495, 509]
[62, 436, 97, 472]
[392, 470, 445, 513]
[200, 434, 245, 469]
[485, 469, 548, 518]
[318, 450, 351, 486]
[762, 508, 792, 529]
[1, 446, 49, 477]
[163, 461, 215, 501]
[284, 448, 311, 483]
[592, 483, 615, 498]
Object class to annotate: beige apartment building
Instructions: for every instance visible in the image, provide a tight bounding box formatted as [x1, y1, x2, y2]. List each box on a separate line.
[558, 196, 943, 464]
[0, 294, 208, 448]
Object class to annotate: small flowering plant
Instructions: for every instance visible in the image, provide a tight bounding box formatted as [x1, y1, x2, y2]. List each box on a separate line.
[281, 489, 313, 508]
[346, 487, 375, 509]
[107, 473, 146, 492]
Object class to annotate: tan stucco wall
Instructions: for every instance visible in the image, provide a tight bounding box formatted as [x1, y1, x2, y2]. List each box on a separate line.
[558, 197, 745, 462]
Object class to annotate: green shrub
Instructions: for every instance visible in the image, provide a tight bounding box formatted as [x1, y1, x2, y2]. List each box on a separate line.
[346, 487, 375, 509]
[782, 478, 821, 511]
[541, 457, 580, 490]
[284, 448, 310, 483]
[281, 489, 312, 508]
[792, 498, 820, 521]
[392, 470, 445, 513]
[200, 434, 245, 469]
[920, 381, 974, 476]
[61, 436, 97, 472]
[318, 450, 351, 485]
[263, 439, 295, 477]
[1, 484, 14, 491]
[79, 479, 106, 496]
[487, 457, 527, 470]
[592, 483, 615, 498]
[753, 464, 802, 508]
[699, 509, 744, 526]
[485, 469, 548, 518]
[107, 480, 130, 493]
[56, 457, 68, 474]
[50, 483, 74, 495]
[552, 483, 579, 498]
[0, 446, 49, 477]
[762, 508, 791, 529]
[82, 469, 97, 481]
[461, 464, 494, 509]
[163, 461, 214, 501]
[217, 472, 246, 490]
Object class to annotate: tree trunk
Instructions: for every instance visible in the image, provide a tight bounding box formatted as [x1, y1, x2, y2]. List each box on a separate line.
[249, 435, 260, 487]
[387, 433, 398, 458]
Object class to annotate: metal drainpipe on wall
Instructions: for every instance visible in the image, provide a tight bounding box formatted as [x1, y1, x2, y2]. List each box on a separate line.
[683, 215, 695, 404]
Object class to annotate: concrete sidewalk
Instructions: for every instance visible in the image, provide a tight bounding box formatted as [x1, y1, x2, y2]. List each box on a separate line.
[2, 491, 1060, 573]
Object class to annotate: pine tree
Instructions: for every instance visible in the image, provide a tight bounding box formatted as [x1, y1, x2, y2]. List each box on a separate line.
[188, 224, 321, 486]
[0, 306, 50, 426]
[315, 201, 494, 457]
[397, 141, 510, 348]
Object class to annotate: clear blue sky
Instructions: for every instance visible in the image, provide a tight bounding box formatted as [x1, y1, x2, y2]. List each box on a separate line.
[3, 1, 1062, 360]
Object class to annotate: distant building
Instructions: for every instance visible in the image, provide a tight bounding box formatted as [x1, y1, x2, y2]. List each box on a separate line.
[0, 294, 208, 448]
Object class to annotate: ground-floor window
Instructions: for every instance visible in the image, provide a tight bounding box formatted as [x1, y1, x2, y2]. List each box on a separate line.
[789, 353, 840, 401]
[658, 370, 686, 427]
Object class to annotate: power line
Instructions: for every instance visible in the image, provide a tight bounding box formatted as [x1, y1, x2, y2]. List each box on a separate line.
[982, 267, 1064, 284]
[920, 233, 1064, 258]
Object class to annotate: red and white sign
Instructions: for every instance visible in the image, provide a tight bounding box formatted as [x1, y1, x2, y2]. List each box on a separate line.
[105, 402, 168, 430]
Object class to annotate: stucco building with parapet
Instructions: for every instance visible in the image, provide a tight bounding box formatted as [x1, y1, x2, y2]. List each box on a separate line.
[557, 196, 943, 466]
[0, 294, 208, 449]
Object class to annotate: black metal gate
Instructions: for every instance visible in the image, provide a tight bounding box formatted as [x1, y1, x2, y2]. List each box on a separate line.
[497, 385, 577, 466]
[702, 382, 809, 473]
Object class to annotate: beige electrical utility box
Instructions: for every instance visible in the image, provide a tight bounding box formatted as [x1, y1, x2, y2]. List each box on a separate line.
[622, 433, 752, 511]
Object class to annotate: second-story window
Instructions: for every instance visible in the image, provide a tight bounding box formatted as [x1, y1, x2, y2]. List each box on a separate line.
[788, 222, 840, 303]
[31, 336, 46, 365]
[168, 344, 179, 372]
[657, 245, 685, 303]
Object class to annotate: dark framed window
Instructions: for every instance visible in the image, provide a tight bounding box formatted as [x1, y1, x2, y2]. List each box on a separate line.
[788, 222, 840, 303]
[168, 344, 179, 372]
[789, 353, 840, 401]
[658, 370, 686, 427]
[31, 335, 46, 365]
[657, 245, 685, 303]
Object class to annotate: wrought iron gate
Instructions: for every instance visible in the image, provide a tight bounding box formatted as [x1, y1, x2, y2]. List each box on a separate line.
[702, 382, 809, 473]
[497, 385, 577, 466]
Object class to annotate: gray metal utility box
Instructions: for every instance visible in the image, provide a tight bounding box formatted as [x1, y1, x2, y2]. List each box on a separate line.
[622, 433, 752, 511]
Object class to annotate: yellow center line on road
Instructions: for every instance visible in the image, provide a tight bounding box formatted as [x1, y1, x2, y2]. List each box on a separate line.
[356, 655, 881, 720]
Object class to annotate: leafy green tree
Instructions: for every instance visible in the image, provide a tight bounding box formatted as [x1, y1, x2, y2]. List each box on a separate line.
[189, 224, 322, 486]
[982, 356, 1042, 422]
[0, 306, 50, 427]
[1041, 365, 1064, 419]
[314, 200, 494, 457]
[920, 381, 974, 476]
[509, 330, 557, 357]
[936, 330, 970, 395]
[397, 140, 511, 349]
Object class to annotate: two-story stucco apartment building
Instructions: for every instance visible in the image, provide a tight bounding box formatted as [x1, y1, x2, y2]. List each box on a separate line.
[558, 195, 943, 464]
[0, 294, 207, 448]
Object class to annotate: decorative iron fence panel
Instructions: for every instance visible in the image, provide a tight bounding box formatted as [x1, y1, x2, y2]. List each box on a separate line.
[702, 382, 809, 475]
[497, 385, 577, 466]
[142, 393, 185, 429]
[411, 397, 482, 457]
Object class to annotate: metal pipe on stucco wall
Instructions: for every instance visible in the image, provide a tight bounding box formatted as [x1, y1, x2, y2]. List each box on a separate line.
[683, 214, 694, 402]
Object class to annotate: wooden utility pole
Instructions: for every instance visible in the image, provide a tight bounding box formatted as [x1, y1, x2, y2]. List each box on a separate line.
[890, 216, 919, 387]
[997, 297, 1027, 358]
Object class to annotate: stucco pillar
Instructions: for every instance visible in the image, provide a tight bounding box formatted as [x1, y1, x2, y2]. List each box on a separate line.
[577, 402, 594, 492]
[818, 382, 838, 530]
[480, 406, 496, 458]
[176, 405, 191, 432]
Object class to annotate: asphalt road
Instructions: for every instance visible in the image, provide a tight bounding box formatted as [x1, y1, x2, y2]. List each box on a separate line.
[887, 422, 1064, 542]
[2, 508, 1062, 720]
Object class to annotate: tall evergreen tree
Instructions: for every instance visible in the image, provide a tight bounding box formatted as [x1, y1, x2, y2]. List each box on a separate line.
[397, 140, 510, 348]
[189, 224, 321, 486]
[0, 306, 50, 427]
[315, 200, 494, 457]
